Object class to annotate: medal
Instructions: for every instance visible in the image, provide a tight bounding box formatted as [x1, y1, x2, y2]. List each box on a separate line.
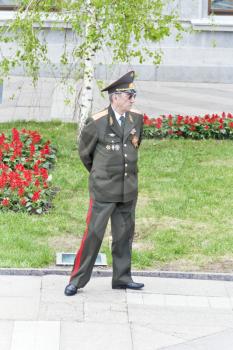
[131, 136, 139, 148]
[130, 128, 137, 135]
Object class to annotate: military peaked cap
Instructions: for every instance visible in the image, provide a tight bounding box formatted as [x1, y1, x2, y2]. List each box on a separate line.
[101, 71, 136, 94]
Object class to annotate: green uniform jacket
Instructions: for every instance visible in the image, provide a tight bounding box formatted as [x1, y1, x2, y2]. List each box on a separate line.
[79, 105, 144, 202]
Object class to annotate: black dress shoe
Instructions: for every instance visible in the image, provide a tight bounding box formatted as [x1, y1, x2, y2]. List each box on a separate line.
[64, 283, 78, 296]
[112, 282, 144, 290]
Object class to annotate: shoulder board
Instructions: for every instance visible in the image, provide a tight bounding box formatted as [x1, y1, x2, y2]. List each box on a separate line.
[92, 109, 108, 121]
[130, 108, 143, 115]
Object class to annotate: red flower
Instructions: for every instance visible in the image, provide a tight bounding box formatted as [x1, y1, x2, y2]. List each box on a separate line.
[0, 128, 55, 213]
[177, 115, 183, 124]
[32, 190, 41, 202]
[29, 131, 41, 144]
[23, 170, 32, 182]
[0, 133, 5, 145]
[18, 187, 25, 197]
[40, 144, 50, 157]
[229, 122, 233, 128]
[143, 114, 153, 126]
[30, 144, 35, 158]
[205, 125, 209, 130]
[12, 128, 20, 142]
[40, 168, 48, 180]
[3, 143, 10, 152]
[1, 198, 9, 206]
[15, 164, 25, 172]
[0, 172, 8, 188]
[20, 198, 27, 206]
[34, 179, 40, 187]
[43, 182, 48, 188]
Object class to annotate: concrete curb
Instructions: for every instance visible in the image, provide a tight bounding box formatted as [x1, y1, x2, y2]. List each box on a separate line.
[0, 268, 233, 281]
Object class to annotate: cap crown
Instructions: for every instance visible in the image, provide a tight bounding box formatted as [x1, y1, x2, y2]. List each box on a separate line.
[101, 71, 136, 94]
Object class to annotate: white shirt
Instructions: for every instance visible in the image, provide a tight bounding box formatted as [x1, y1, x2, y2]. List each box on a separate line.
[112, 107, 125, 126]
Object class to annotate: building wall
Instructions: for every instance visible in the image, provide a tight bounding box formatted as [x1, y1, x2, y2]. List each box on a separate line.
[0, 0, 233, 83]
[0, 0, 233, 121]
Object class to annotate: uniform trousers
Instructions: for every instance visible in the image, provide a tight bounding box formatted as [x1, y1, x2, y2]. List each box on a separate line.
[70, 197, 137, 289]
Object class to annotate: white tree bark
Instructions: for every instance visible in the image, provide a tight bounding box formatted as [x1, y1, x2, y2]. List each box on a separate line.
[77, 0, 96, 141]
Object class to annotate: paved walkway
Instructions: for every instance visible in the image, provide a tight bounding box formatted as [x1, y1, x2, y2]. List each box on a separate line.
[95, 81, 233, 118]
[0, 274, 233, 350]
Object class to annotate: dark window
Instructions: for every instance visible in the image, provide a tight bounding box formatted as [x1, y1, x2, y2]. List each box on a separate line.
[209, 0, 233, 15]
[0, 1, 60, 11]
[0, 0, 18, 10]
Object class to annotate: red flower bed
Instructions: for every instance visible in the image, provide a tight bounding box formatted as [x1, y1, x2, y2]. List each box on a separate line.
[143, 112, 233, 139]
[0, 128, 57, 214]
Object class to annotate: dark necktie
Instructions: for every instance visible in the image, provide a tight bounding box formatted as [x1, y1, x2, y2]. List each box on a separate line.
[119, 115, 125, 131]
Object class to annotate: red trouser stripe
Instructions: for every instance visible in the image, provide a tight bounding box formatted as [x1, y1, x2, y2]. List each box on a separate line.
[70, 198, 93, 281]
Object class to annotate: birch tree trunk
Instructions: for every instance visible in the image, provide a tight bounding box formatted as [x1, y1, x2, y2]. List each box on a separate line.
[77, 0, 96, 142]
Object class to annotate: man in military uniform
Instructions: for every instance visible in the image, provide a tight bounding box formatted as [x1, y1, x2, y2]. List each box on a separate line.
[65, 71, 144, 296]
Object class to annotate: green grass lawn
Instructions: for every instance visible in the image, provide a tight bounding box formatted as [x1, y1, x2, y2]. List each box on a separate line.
[1, 121, 233, 271]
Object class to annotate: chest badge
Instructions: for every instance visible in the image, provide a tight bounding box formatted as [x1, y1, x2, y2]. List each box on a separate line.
[130, 128, 139, 148]
[130, 128, 137, 135]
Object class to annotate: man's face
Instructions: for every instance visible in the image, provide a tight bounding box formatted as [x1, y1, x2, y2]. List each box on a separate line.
[114, 92, 136, 113]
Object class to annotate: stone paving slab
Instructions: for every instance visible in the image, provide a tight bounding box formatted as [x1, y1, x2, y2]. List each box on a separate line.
[0, 296, 40, 320]
[60, 321, 132, 350]
[38, 301, 84, 322]
[0, 322, 14, 350]
[133, 277, 230, 297]
[161, 328, 233, 350]
[11, 321, 60, 350]
[84, 300, 128, 323]
[0, 275, 232, 349]
[127, 291, 233, 310]
[0, 276, 41, 297]
[129, 303, 233, 327]
[131, 324, 185, 350]
[225, 283, 233, 297]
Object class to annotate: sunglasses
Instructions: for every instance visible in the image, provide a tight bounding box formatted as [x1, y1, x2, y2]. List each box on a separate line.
[125, 92, 137, 99]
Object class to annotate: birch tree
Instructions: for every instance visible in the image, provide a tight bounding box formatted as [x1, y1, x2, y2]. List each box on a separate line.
[0, 0, 183, 138]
